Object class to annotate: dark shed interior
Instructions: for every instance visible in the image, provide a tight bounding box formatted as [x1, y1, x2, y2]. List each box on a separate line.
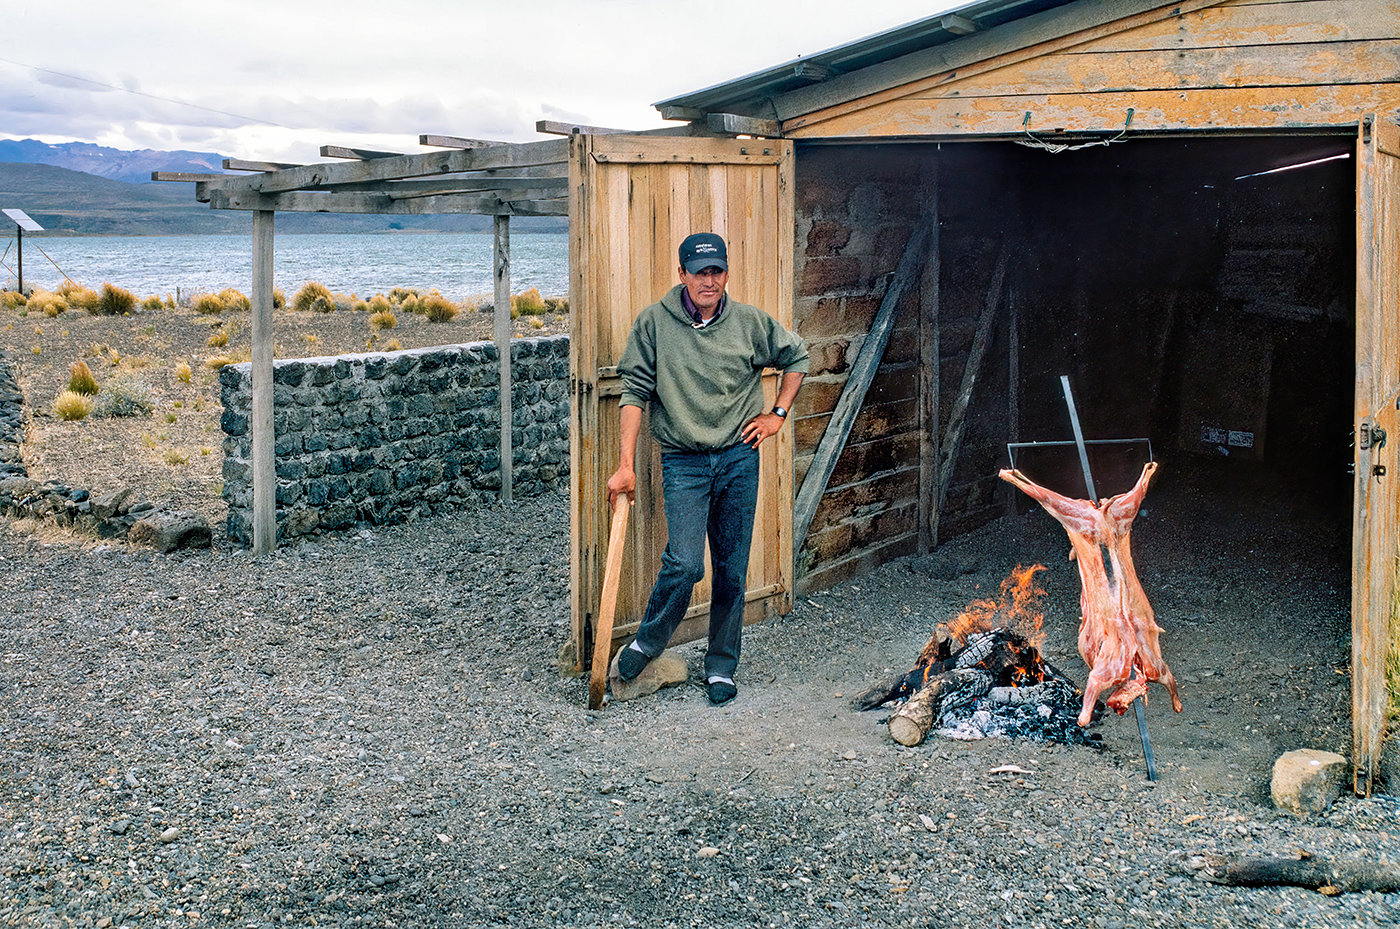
[793, 133, 1356, 606]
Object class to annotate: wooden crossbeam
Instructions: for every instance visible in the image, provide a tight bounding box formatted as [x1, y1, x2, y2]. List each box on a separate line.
[320, 144, 404, 160]
[306, 177, 568, 195]
[792, 61, 832, 83]
[386, 184, 564, 202]
[658, 105, 704, 121]
[793, 220, 932, 553]
[706, 113, 782, 137]
[419, 134, 505, 149]
[536, 119, 630, 136]
[223, 158, 299, 172]
[205, 187, 566, 216]
[941, 13, 978, 35]
[201, 138, 569, 195]
[152, 172, 227, 182]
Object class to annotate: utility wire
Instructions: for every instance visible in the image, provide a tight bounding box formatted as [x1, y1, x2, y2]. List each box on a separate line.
[0, 55, 293, 129]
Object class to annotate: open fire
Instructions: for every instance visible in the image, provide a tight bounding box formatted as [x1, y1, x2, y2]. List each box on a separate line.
[855, 565, 1101, 748]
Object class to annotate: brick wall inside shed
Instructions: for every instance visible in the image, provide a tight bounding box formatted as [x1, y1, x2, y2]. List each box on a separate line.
[792, 144, 934, 592]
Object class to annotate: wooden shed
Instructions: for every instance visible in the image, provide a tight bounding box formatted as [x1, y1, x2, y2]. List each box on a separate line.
[568, 0, 1400, 796]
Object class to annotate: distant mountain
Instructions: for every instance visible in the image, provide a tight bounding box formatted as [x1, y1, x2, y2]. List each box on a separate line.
[0, 153, 565, 236]
[0, 138, 229, 185]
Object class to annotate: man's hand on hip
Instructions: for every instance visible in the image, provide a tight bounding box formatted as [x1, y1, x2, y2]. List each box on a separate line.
[606, 466, 636, 508]
[740, 413, 784, 448]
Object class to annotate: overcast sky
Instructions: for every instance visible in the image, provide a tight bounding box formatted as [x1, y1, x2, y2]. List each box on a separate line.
[4, 0, 966, 163]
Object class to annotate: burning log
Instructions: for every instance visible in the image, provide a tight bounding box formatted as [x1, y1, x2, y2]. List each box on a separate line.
[888, 668, 989, 746]
[999, 463, 1183, 726]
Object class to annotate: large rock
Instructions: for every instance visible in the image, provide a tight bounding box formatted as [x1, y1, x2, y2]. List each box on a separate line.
[1271, 748, 1348, 814]
[608, 648, 688, 702]
[128, 510, 213, 552]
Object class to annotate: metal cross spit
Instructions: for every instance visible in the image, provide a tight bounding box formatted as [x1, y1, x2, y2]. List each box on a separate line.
[1007, 375, 1158, 781]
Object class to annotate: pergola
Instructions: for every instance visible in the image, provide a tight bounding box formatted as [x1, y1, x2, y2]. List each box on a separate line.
[157, 122, 718, 554]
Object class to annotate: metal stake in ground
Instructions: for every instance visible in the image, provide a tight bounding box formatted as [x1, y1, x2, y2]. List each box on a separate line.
[1058, 375, 1158, 782]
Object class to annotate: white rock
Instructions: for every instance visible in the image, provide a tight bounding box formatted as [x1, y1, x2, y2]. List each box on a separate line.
[1271, 749, 1348, 814]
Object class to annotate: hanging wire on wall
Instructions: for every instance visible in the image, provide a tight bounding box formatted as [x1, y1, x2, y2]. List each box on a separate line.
[1016, 108, 1135, 154]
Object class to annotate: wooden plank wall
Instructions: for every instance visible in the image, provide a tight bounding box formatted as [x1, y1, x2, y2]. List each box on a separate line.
[792, 145, 932, 592]
[786, 0, 1400, 138]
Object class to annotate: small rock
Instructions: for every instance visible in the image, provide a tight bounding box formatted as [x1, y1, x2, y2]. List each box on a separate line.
[1271, 748, 1347, 814]
[158, 826, 181, 844]
[608, 649, 687, 702]
[109, 819, 131, 836]
[128, 510, 213, 552]
[696, 846, 720, 858]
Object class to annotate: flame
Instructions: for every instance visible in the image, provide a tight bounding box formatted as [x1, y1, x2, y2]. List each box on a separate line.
[918, 564, 1047, 666]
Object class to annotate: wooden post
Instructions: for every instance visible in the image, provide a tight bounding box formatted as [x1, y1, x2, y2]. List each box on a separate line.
[494, 214, 513, 504]
[918, 161, 941, 554]
[250, 209, 276, 554]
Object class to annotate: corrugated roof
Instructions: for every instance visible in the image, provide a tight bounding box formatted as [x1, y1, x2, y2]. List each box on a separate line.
[653, 0, 1072, 118]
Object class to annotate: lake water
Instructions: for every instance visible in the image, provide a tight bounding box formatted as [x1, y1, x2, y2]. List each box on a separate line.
[3, 232, 571, 300]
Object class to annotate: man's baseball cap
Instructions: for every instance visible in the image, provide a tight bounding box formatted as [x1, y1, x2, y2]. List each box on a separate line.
[679, 232, 728, 273]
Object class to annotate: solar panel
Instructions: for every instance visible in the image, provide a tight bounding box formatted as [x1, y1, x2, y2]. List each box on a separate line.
[2, 209, 43, 232]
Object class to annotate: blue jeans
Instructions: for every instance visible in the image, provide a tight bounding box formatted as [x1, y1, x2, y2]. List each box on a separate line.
[632, 442, 760, 680]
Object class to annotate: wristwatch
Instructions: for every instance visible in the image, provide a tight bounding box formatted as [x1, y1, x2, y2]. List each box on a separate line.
[771, 406, 788, 419]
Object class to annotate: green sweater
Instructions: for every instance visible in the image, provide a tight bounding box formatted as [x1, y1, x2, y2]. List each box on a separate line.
[618, 286, 810, 452]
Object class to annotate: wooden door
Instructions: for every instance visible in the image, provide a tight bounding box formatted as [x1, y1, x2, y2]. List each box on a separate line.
[1352, 115, 1400, 796]
[566, 134, 796, 673]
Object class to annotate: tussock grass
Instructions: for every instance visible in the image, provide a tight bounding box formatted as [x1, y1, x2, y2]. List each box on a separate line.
[95, 283, 137, 316]
[140, 295, 164, 312]
[511, 287, 546, 316]
[273, 288, 286, 310]
[368, 294, 393, 314]
[291, 281, 335, 312]
[68, 361, 99, 395]
[192, 293, 226, 315]
[369, 309, 397, 331]
[386, 287, 420, 305]
[383, 338, 402, 351]
[0, 290, 26, 308]
[57, 281, 100, 312]
[207, 329, 229, 348]
[52, 390, 92, 421]
[420, 292, 458, 323]
[29, 291, 66, 317]
[217, 288, 251, 312]
[163, 449, 190, 466]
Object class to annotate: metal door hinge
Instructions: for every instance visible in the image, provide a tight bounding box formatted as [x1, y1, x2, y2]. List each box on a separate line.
[1360, 422, 1387, 450]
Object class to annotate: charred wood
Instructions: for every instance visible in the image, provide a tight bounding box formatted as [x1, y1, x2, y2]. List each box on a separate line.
[1193, 852, 1400, 894]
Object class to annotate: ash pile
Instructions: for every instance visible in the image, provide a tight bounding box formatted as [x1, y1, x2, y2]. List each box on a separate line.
[855, 566, 1102, 749]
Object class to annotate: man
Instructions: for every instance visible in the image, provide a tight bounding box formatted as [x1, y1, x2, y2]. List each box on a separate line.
[606, 232, 808, 705]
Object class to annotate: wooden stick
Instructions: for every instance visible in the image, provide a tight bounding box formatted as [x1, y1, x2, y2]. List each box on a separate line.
[588, 494, 631, 709]
[1196, 852, 1400, 894]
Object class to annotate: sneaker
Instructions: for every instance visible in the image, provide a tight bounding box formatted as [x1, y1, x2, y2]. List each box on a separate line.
[706, 680, 738, 705]
[616, 646, 650, 682]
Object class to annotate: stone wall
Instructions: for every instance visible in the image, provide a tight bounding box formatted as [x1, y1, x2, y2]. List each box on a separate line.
[219, 336, 571, 544]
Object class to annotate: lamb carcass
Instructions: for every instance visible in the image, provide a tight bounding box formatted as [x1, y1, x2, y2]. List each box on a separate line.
[999, 462, 1183, 726]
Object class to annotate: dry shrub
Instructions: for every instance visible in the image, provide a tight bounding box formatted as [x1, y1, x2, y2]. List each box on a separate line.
[511, 287, 546, 316]
[140, 295, 164, 312]
[0, 290, 25, 308]
[383, 338, 403, 351]
[93, 376, 154, 418]
[273, 288, 286, 309]
[217, 288, 251, 312]
[88, 342, 121, 367]
[207, 329, 229, 348]
[351, 299, 370, 313]
[68, 361, 99, 395]
[291, 281, 334, 312]
[544, 297, 568, 314]
[309, 295, 337, 313]
[369, 309, 397, 331]
[368, 294, 393, 313]
[192, 293, 225, 315]
[163, 449, 190, 466]
[528, 317, 544, 330]
[52, 390, 92, 421]
[421, 292, 458, 323]
[94, 283, 137, 316]
[302, 333, 318, 345]
[57, 281, 100, 312]
[29, 291, 66, 316]
[386, 287, 419, 305]
[175, 361, 193, 383]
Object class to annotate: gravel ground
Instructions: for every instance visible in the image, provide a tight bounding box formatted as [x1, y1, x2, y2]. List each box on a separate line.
[2, 461, 1398, 929]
